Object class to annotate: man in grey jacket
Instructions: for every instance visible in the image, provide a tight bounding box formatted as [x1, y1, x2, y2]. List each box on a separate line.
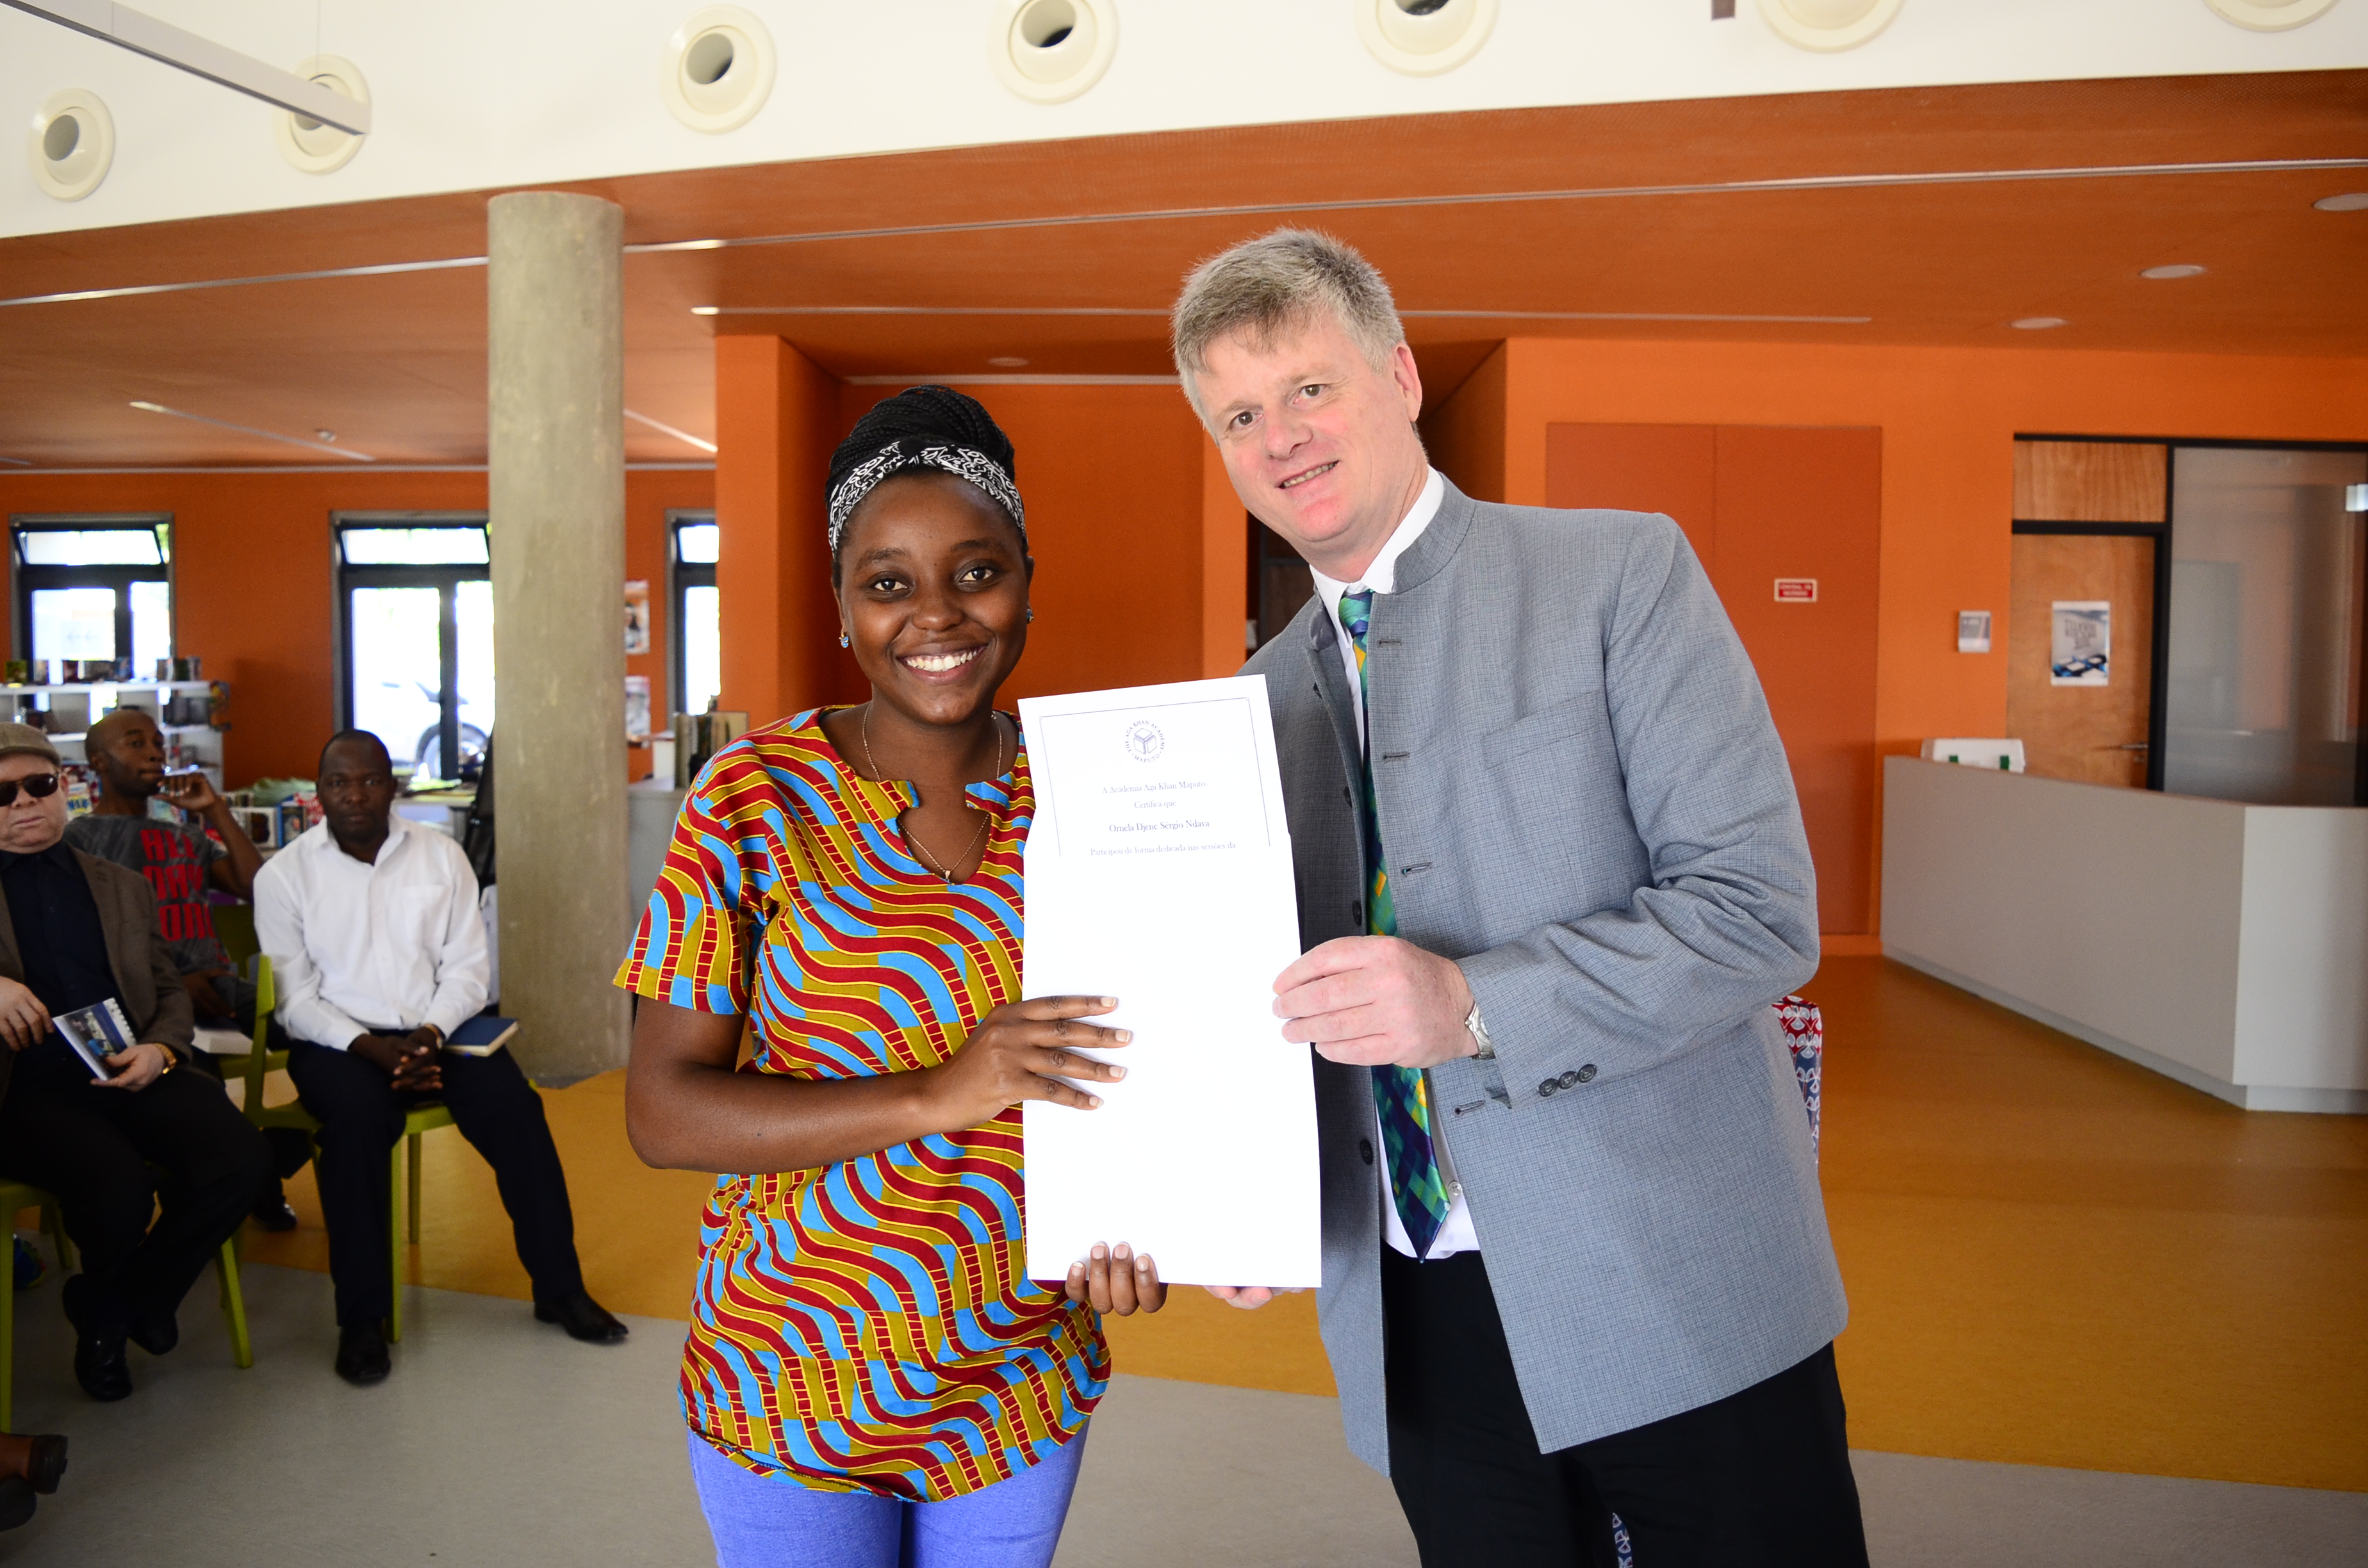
[1175, 231, 1864, 1565]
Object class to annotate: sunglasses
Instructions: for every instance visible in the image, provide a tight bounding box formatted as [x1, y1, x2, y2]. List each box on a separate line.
[0, 772, 61, 807]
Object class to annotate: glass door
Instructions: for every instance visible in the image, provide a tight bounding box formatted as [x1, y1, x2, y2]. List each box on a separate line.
[338, 521, 493, 783]
[2162, 446, 2368, 805]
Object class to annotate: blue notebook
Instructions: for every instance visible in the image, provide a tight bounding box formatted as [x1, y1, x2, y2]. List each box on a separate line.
[445, 1015, 518, 1056]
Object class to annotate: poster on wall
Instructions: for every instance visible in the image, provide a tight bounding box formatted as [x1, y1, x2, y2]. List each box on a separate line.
[625, 676, 652, 742]
[623, 580, 652, 655]
[2050, 601, 2110, 686]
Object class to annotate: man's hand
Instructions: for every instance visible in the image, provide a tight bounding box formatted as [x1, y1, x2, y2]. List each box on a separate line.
[0, 976, 50, 1051]
[97, 1041, 170, 1091]
[350, 1028, 443, 1091]
[159, 769, 224, 816]
[181, 968, 235, 1021]
[1203, 1285, 1287, 1311]
[1273, 935, 1476, 1069]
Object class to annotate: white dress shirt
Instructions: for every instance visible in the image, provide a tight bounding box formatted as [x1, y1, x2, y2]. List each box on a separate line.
[1306, 467, 1479, 1261]
[252, 817, 491, 1050]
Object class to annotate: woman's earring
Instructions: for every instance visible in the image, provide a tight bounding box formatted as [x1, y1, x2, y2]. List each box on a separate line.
[838, 631, 850, 648]
[1025, 607, 1035, 623]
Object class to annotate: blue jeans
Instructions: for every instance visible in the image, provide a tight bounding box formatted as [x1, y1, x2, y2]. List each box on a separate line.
[686, 1428, 1088, 1568]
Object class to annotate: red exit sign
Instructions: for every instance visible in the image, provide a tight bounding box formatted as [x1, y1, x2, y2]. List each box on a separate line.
[1773, 578, 1819, 603]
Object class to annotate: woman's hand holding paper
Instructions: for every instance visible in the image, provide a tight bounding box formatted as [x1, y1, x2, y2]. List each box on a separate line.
[928, 994, 1131, 1127]
[1063, 1241, 1167, 1316]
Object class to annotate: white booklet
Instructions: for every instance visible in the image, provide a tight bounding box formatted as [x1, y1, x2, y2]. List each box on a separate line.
[1018, 675, 1319, 1289]
[54, 998, 139, 1079]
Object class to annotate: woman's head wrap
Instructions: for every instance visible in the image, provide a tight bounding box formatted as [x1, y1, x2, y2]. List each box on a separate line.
[826, 386, 1024, 558]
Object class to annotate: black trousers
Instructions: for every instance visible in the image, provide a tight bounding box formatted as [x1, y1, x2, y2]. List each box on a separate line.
[1382, 1248, 1869, 1568]
[286, 1039, 584, 1327]
[185, 993, 315, 1191]
[0, 1056, 270, 1332]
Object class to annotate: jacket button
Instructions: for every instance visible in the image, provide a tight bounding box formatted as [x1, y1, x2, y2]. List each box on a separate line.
[1538, 1079, 1559, 1097]
[1559, 1070, 1581, 1089]
[1351, 901, 1363, 925]
[1358, 1138, 1374, 1166]
[1576, 1064, 1597, 1083]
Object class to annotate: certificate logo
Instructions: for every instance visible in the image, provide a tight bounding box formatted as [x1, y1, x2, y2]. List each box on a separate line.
[1122, 719, 1165, 763]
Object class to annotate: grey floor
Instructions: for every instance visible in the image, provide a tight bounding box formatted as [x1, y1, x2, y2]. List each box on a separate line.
[2, 1262, 2362, 1566]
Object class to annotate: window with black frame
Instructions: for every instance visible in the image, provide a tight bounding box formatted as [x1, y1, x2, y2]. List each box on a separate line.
[10, 516, 174, 671]
[670, 512, 719, 721]
[336, 518, 493, 783]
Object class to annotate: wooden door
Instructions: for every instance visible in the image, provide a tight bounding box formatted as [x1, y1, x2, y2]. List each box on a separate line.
[2006, 534, 2155, 788]
[1545, 423, 1882, 936]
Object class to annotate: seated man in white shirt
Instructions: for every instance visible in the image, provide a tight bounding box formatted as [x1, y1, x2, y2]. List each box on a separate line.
[252, 730, 625, 1385]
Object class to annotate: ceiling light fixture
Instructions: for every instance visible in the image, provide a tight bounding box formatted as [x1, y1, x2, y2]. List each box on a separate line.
[27, 88, 113, 201]
[989, 0, 1119, 104]
[689, 305, 721, 315]
[1758, 0, 1905, 52]
[1357, 0, 1499, 77]
[987, 356, 1030, 367]
[661, 7, 777, 133]
[127, 400, 375, 461]
[2140, 264, 2207, 279]
[2205, 0, 2337, 29]
[275, 56, 370, 174]
[623, 409, 718, 453]
[2010, 317, 2066, 330]
[4, 1, 369, 133]
[2315, 192, 2368, 211]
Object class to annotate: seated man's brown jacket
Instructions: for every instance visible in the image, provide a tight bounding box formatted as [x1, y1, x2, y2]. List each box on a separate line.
[0, 849, 197, 1103]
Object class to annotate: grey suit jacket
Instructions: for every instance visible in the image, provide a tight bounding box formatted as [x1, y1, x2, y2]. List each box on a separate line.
[0, 847, 196, 1106]
[1242, 478, 1846, 1473]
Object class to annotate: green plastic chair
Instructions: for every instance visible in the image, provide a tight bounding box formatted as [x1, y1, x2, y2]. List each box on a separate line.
[1, 1174, 250, 1428]
[236, 957, 455, 1343]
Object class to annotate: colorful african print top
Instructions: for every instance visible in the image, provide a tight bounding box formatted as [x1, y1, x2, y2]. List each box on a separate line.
[614, 710, 1106, 1501]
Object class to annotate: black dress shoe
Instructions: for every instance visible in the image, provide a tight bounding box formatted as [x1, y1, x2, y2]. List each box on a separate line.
[0, 1476, 33, 1531]
[60, 1277, 133, 1403]
[251, 1196, 299, 1233]
[23, 1434, 65, 1496]
[534, 1291, 629, 1344]
[129, 1305, 178, 1357]
[334, 1324, 391, 1385]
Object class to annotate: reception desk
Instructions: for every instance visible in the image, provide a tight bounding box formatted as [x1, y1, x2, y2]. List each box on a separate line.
[1880, 757, 2368, 1113]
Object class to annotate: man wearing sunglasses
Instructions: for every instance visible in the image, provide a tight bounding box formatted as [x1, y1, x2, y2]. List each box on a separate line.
[0, 723, 270, 1403]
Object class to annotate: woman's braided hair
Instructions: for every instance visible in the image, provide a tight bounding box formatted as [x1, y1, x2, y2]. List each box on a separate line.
[826, 386, 1024, 568]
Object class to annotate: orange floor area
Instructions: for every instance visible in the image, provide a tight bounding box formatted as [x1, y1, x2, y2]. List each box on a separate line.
[232, 956, 2365, 1490]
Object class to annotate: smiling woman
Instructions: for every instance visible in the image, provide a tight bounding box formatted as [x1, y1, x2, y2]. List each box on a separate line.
[618, 386, 1167, 1568]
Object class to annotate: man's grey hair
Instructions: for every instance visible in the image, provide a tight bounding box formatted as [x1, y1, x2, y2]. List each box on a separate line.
[1171, 228, 1404, 420]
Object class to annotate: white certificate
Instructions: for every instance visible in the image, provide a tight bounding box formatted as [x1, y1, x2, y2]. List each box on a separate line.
[1019, 676, 1319, 1288]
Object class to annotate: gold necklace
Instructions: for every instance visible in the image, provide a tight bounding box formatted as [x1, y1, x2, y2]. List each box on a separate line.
[860, 706, 1007, 881]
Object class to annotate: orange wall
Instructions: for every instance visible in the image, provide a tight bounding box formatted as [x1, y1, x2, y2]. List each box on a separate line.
[1447, 336, 2368, 942]
[0, 468, 708, 787]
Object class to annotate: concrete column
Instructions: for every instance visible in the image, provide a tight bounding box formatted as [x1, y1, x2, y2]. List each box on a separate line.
[487, 190, 627, 1084]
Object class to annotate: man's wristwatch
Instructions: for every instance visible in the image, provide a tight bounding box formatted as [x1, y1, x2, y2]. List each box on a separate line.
[1463, 1000, 1495, 1060]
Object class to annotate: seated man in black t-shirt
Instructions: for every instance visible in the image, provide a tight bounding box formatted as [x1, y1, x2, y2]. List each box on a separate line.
[0, 723, 268, 1403]
[67, 708, 308, 1229]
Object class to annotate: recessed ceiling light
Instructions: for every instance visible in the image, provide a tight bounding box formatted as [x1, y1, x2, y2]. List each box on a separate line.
[314, 429, 337, 441]
[2010, 317, 2066, 331]
[2314, 192, 2368, 212]
[2141, 265, 2206, 280]
[689, 306, 719, 316]
[988, 355, 1030, 368]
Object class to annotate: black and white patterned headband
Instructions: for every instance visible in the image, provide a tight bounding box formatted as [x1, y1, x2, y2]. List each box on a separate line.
[826, 440, 1027, 556]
